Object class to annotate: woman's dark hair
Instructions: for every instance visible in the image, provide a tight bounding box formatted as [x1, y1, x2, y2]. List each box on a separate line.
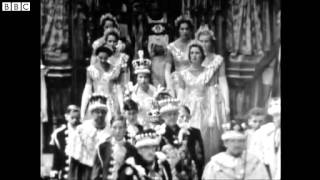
[104, 29, 120, 42]
[123, 99, 139, 112]
[188, 43, 205, 63]
[110, 115, 127, 126]
[95, 46, 114, 56]
[178, 20, 193, 30]
[101, 17, 118, 29]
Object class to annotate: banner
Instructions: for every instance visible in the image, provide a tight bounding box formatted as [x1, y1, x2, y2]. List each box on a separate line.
[41, 0, 70, 65]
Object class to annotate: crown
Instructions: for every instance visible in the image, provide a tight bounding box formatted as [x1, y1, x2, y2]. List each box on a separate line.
[134, 129, 161, 148]
[87, 93, 109, 112]
[100, 13, 119, 28]
[104, 27, 120, 39]
[195, 24, 216, 40]
[132, 50, 152, 74]
[147, 100, 161, 123]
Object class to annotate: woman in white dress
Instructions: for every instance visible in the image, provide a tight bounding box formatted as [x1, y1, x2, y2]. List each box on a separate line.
[174, 40, 225, 164]
[80, 46, 123, 121]
[196, 26, 230, 162]
[166, 15, 194, 97]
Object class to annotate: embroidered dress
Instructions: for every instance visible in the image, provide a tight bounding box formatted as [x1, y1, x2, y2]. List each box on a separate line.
[201, 54, 229, 162]
[83, 64, 121, 120]
[131, 84, 156, 126]
[167, 42, 190, 72]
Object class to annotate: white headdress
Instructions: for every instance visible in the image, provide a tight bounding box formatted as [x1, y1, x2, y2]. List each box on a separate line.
[195, 24, 216, 40]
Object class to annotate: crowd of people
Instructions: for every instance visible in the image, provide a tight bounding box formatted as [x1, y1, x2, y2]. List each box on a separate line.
[47, 11, 281, 180]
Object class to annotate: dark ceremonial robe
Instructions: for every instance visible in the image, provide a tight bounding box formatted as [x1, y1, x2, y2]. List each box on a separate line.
[183, 127, 205, 179]
[159, 125, 205, 179]
[91, 138, 138, 180]
[118, 153, 172, 180]
[50, 124, 78, 180]
[67, 120, 111, 180]
[159, 125, 180, 148]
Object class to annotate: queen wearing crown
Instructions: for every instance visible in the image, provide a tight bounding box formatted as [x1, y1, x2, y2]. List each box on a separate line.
[130, 50, 157, 127]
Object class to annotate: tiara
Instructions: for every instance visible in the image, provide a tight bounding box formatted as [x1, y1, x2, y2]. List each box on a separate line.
[104, 27, 120, 39]
[100, 13, 119, 28]
[186, 40, 205, 53]
[174, 15, 194, 27]
[132, 50, 152, 74]
[195, 24, 216, 40]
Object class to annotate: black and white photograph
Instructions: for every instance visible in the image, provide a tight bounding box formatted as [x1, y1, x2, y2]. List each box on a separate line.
[40, 0, 281, 179]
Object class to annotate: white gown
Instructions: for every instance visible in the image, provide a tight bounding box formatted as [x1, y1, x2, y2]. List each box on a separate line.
[131, 84, 156, 126]
[178, 56, 224, 163]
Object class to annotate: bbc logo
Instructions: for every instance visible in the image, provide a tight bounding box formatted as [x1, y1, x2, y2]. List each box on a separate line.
[2, 2, 30, 11]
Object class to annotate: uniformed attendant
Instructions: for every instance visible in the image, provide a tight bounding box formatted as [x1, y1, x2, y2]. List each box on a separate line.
[177, 105, 204, 180]
[156, 90, 181, 148]
[91, 115, 139, 180]
[123, 99, 143, 144]
[202, 121, 269, 180]
[118, 129, 172, 180]
[49, 105, 81, 180]
[157, 96, 198, 180]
